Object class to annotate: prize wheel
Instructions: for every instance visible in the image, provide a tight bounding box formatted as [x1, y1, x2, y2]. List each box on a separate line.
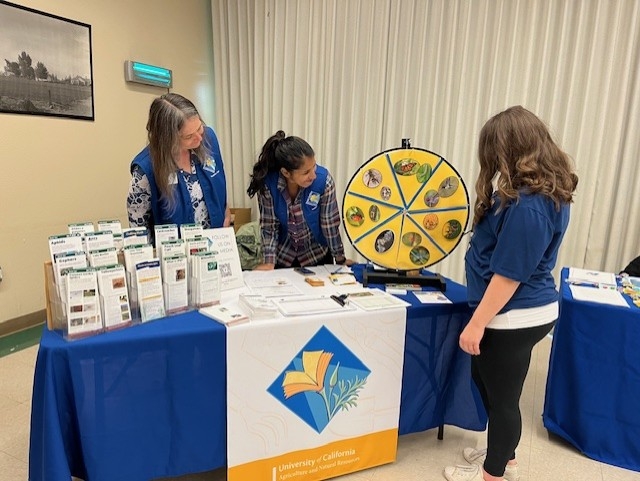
[342, 146, 470, 271]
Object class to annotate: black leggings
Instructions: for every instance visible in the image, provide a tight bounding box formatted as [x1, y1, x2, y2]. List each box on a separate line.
[471, 322, 555, 477]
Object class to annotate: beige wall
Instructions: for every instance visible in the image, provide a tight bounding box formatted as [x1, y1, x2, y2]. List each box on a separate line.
[0, 0, 217, 324]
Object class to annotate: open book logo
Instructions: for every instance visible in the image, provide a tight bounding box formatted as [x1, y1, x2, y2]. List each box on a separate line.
[267, 326, 371, 433]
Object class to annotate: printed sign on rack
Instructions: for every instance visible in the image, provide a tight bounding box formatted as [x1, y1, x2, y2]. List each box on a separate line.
[202, 227, 244, 290]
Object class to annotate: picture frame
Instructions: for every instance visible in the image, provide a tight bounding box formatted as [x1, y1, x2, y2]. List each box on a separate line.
[0, 0, 94, 120]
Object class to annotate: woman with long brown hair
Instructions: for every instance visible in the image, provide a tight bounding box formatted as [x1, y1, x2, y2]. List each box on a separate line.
[444, 106, 578, 481]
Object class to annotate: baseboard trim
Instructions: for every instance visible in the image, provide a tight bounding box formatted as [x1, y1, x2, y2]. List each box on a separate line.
[0, 310, 46, 338]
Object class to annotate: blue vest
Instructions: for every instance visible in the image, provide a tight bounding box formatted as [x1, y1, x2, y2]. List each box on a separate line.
[265, 166, 328, 246]
[130, 126, 227, 229]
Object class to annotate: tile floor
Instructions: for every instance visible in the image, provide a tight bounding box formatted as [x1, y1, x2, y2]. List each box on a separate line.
[2, 338, 639, 481]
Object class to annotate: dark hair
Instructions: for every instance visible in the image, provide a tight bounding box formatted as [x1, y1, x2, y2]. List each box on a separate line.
[147, 93, 209, 206]
[247, 131, 315, 197]
[473, 106, 579, 225]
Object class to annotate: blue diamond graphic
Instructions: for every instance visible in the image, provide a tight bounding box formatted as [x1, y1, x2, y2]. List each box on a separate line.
[267, 325, 371, 433]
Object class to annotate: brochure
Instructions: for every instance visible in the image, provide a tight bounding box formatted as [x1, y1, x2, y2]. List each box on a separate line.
[83, 230, 115, 253]
[180, 223, 203, 240]
[113, 233, 124, 252]
[53, 251, 88, 304]
[88, 247, 119, 268]
[96, 264, 132, 329]
[97, 219, 123, 235]
[135, 259, 166, 322]
[158, 238, 186, 261]
[123, 244, 153, 313]
[68, 222, 95, 237]
[155, 223, 179, 245]
[162, 254, 189, 314]
[199, 304, 249, 326]
[413, 291, 452, 304]
[189, 251, 220, 307]
[48, 233, 83, 264]
[202, 227, 244, 290]
[185, 237, 209, 257]
[122, 227, 149, 248]
[65, 267, 103, 337]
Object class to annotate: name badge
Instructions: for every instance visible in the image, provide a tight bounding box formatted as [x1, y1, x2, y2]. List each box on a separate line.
[305, 191, 320, 210]
[203, 156, 218, 176]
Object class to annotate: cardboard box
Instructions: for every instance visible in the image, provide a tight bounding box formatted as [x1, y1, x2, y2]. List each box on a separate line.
[230, 208, 251, 232]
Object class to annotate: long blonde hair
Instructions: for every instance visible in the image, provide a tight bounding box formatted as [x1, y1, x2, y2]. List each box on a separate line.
[146, 93, 209, 207]
[473, 106, 578, 225]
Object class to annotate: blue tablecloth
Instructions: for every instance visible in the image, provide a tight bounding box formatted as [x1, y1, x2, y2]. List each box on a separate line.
[29, 312, 227, 481]
[543, 268, 640, 472]
[29, 268, 486, 481]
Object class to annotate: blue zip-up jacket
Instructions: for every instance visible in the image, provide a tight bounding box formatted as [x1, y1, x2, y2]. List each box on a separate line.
[130, 126, 227, 229]
[264, 165, 328, 246]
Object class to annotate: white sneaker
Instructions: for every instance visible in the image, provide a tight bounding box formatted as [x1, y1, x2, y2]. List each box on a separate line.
[443, 464, 484, 481]
[462, 448, 520, 481]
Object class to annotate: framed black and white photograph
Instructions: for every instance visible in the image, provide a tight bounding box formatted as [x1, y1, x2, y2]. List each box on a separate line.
[0, 1, 94, 120]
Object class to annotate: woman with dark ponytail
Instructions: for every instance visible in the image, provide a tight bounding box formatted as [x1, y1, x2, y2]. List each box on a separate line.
[247, 131, 348, 270]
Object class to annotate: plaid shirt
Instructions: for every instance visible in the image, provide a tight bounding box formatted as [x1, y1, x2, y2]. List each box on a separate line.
[259, 171, 345, 267]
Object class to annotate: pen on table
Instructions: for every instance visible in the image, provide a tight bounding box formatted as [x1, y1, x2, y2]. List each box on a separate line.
[330, 294, 347, 306]
[566, 280, 599, 288]
[331, 266, 345, 275]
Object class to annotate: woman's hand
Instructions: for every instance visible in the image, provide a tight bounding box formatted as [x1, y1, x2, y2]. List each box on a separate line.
[253, 263, 275, 271]
[459, 273, 521, 356]
[223, 207, 232, 228]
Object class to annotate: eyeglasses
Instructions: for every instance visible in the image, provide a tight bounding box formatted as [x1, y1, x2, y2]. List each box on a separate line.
[180, 121, 204, 140]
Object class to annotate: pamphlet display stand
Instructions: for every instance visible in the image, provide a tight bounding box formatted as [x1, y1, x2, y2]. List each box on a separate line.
[44, 224, 245, 341]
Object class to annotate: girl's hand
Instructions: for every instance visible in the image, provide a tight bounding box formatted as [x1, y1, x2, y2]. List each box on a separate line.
[459, 321, 485, 356]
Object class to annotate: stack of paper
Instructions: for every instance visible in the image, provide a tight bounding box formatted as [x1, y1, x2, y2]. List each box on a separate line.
[123, 244, 153, 315]
[65, 267, 103, 337]
[567, 267, 617, 289]
[161, 254, 189, 314]
[189, 251, 220, 307]
[96, 264, 132, 330]
[238, 293, 279, 319]
[135, 259, 166, 322]
[346, 288, 411, 311]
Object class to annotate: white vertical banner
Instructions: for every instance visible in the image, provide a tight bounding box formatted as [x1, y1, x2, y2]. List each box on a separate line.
[226, 307, 407, 481]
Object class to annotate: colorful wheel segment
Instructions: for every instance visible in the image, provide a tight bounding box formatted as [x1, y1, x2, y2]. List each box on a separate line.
[342, 147, 469, 271]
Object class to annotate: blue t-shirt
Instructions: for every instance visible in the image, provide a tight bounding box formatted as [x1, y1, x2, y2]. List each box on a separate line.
[465, 192, 570, 312]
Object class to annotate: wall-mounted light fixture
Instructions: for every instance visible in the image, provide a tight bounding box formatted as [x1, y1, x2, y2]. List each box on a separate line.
[124, 60, 172, 88]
